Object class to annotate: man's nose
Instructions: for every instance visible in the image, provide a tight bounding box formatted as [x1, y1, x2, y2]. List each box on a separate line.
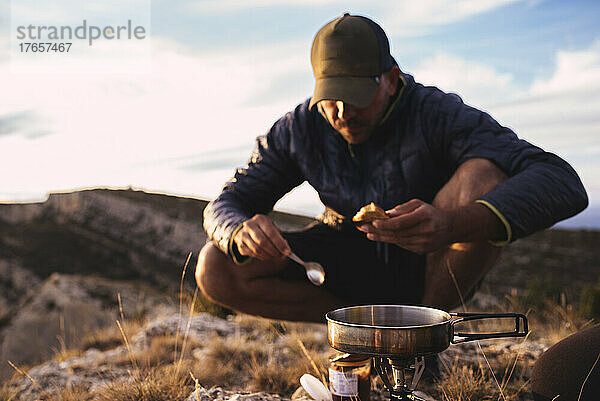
[336, 101, 356, 120]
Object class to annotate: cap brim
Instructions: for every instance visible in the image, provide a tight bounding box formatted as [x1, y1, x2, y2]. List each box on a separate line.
[309, 76, 379, 109]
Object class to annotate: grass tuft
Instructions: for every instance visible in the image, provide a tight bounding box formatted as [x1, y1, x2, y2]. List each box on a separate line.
[438, 362, 491, 401]
[50, 383, 96, 401]
[97, 363, 194, 401]
[0, 383, 18, 401]
[578, 279, 600, 320]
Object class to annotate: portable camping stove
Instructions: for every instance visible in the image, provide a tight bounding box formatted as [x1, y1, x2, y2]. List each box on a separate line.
[326, 305, 529, 401]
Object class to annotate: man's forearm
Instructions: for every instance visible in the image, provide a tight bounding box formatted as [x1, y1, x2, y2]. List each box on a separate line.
[446, 202, 507, 244]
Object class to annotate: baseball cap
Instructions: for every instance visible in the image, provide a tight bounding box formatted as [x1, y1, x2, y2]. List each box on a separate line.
[309, 13, 397, 109]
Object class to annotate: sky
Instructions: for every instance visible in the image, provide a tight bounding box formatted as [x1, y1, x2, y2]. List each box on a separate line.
[1, 0, 599, 229]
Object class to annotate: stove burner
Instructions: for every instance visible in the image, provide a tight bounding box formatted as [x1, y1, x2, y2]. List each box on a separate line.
[373, 357, 426, 401]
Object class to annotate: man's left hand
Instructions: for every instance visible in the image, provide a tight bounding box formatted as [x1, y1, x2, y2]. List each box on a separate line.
[356, 199, 454, 254]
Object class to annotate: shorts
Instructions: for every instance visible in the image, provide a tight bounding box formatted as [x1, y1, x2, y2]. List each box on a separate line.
[280, 222, 426, 305]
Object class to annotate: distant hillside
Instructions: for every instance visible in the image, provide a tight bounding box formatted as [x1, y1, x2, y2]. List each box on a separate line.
[0, 189, 600, 302]
[1, 187, 597, 306]
[0, 188, 314, 290]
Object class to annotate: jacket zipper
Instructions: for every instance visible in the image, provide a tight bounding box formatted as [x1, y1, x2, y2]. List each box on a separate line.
[347, 142, 355, 158]
[349, 141, 390, 265]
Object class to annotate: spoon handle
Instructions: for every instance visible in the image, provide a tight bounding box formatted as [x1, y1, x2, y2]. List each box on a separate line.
[288, 252, 305, 266]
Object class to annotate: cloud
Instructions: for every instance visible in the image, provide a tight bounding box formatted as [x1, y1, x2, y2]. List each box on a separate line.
[189, 0, 341, 13]
[408, 41, 600, 206]
[496, 41, 600, 205]
[409, 41, 600, 153]
[529, 40, 600, 95]
[0, 110, 52, 139]
[187, 0, 523, 37]
[9, 0, 151, 25]
[0, 35, 313, 200]
[409, 52, 517, 108]
[174, 144, 255, 172]
[492, 40, 600, 151]
[383, 0, 523, 36]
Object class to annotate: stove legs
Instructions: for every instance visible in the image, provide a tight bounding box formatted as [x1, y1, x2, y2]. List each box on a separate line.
[374, 357, 426, 400]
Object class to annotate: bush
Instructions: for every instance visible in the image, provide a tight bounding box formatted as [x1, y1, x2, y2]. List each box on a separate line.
[522, 274, 563, 307]
[578, 280, 600, 320]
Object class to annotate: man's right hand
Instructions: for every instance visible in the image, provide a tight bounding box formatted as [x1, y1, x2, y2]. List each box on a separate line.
[233, 214, 291, 261]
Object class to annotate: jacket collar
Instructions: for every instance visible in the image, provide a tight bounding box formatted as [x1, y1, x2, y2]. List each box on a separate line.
[377, 73, 407, 125]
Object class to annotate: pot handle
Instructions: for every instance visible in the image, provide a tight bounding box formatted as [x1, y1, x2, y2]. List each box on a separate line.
[450, 312, 528, 344]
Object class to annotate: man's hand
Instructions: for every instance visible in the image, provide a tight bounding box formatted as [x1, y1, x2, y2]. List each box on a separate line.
[233, 214, 291, 261]
[356, 199, 454, 254]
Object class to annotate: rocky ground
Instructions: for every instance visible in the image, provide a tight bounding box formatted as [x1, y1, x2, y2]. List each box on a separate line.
[0, 188, 598, 400]
[7, 312, 246, 400]
[4, 308, 549, 401]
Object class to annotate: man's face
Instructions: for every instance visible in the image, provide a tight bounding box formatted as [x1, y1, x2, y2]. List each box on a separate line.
[319, 68, 397, 144]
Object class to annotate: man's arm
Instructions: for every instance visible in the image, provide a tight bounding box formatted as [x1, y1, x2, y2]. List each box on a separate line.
[420, 90, 588, 241]
[362, 88, 588, 252]
[203, 106, 307, 262]
[358, 198, 504, 254]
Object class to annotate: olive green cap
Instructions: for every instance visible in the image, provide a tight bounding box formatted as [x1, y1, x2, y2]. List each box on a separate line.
[309, 13, 396, 109]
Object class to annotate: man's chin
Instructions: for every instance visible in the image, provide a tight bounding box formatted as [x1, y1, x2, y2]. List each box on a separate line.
[341, 130, 371, 144]
[347, 137, 367, 144]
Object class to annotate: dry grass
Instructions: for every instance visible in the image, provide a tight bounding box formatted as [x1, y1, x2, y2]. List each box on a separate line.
[4, 299, 551, 401]
[503, 292, 596, 345]
[51, 318, 145, 363]
[189, 319, 328, 394]
[46, 384, 96, 401]
[97, 363, 194, 401]
[191, 334, 266, 387]
[247, 352, 308, 395]
[432, 349, 531, 401]
[437, 363, 494, 401]
[7, 256, 598, 401]
[9, 295, 595, 401]
[0, 383, 18, 401]
[79, 320, 145, 352]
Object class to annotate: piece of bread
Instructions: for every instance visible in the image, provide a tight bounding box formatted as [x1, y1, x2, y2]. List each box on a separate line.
[352, 202, 389, 223]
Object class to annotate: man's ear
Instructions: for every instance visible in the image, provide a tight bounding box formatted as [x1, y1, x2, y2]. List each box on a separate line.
[383, 65, 400, 96]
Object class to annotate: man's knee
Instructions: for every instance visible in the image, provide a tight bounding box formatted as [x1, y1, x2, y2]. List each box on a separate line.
[195, 242, 233, 304]
[455, 157, 507, 186]
[434, 158, 508, 209]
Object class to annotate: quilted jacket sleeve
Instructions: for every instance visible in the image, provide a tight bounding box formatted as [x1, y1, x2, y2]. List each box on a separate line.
[203, 106, 305, 258]
[421, 90, 588, 241]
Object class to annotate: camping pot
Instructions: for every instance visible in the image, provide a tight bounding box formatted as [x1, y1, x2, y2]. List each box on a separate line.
[326, 305, 528, 357]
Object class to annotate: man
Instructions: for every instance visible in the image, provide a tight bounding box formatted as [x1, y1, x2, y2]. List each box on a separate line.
[196, 14, 588, 323]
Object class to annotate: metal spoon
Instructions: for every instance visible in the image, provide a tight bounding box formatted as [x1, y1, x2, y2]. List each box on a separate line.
[288, 252, 325, 286]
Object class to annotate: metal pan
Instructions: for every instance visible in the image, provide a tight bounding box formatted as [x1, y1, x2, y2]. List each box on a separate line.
[326, 305, 528, 357]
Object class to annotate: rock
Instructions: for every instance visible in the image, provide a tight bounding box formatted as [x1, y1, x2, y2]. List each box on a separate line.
[8, 311, 244, 400]
[9, 351, 132, 401]
[132, 312, 243, 348]
[0, 259, 40, 326]
[290, 386, 312, 400]
[0, 273, 176, 381]
[0, 189, 313, 275]
[186, 387, 290, 401]
[440, 338, 548, 366]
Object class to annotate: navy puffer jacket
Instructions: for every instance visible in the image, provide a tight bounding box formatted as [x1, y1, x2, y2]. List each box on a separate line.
[203, 74, 588, 256]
